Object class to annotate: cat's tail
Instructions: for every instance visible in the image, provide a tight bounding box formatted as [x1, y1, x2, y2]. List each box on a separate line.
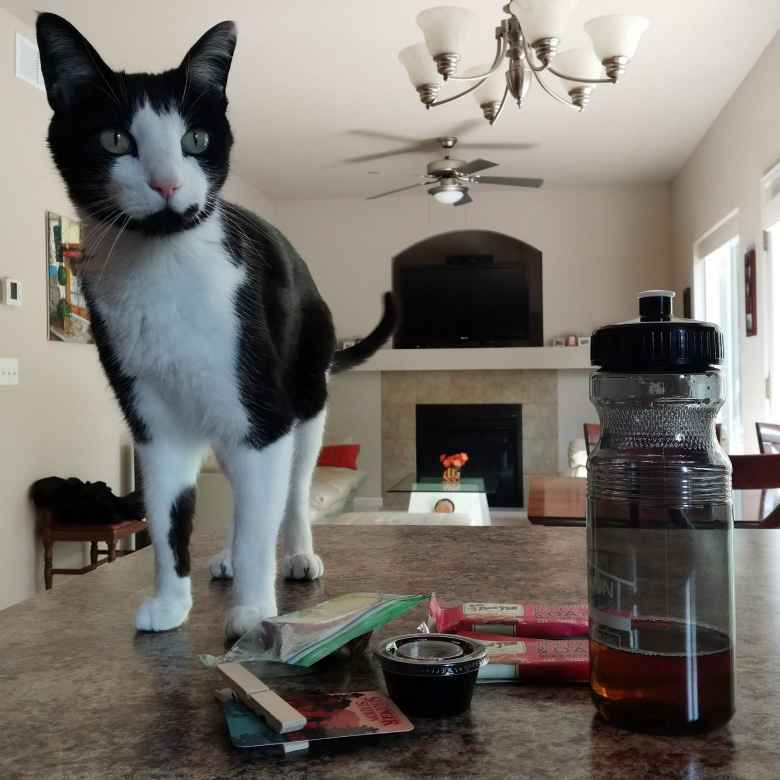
[331, 292, 397, 374]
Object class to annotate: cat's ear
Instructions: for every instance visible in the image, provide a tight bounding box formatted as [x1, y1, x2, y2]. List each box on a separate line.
[180, 21, 237, 95]
[36, 13, 116, 113]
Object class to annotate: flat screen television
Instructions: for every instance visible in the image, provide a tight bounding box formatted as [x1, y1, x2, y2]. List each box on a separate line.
[394, 255, 543, 348]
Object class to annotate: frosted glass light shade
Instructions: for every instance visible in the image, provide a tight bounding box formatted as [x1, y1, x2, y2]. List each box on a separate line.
[433, 188, 465, 205]
[509, 0, 579, 44]
[585, 15, 650, 61]
[463, 65, 506, 105]
[417, 6, 477, 56]
[553, 48, 605, 85]
[399, 43, 441, 87]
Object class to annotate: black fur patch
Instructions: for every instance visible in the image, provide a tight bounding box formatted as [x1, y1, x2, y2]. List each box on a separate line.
[168, 487, 196, 577]
[221, 202, 336, 442]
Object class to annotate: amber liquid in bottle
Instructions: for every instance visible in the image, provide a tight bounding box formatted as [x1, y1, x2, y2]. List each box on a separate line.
[590, 619, 735, 733]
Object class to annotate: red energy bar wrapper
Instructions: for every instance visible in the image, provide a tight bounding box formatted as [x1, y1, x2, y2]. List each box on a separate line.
[463, 631, 590, 684]
[430, 594, 588, 638]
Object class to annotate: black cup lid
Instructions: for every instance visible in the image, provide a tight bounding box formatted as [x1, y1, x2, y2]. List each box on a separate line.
[376, 634, 487, 677]
[590, 290, 723, 372]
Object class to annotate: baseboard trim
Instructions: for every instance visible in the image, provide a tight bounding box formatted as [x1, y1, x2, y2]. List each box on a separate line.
[352, 496, 384, 511]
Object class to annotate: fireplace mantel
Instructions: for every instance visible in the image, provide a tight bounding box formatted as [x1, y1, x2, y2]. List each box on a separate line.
[353, 346, 591, 372]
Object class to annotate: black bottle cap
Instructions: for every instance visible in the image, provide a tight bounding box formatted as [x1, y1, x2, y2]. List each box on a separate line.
[591, 290, 723, 372]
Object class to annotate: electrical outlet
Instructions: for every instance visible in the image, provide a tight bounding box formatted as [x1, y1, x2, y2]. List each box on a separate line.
[0, 358, 19, 386]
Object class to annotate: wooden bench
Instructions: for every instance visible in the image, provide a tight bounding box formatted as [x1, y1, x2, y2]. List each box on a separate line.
[39, 509, 148, 590]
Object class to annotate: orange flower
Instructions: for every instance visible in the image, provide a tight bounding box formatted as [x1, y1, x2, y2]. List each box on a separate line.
[440, 452, 469, 469]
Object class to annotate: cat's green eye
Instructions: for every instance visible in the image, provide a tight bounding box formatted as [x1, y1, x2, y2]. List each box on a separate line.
[181, 129, 209, 155]
[99, 129, 131, 155]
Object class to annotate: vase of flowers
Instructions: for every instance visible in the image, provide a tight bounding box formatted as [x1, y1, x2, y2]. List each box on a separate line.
[440, 452, 469, 483]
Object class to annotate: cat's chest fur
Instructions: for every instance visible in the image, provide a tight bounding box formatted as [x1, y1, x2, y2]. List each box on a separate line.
[86, 216, 250, 439]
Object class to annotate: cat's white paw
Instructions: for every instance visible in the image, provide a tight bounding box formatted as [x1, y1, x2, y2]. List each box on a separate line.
[283, 551, 325, 581]
[208, 549, 234, 579]
[225, 604, 276, 640]
[136, 594, 192, 632]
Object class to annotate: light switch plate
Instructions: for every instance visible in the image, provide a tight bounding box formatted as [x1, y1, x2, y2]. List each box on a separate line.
[1, 278, 22, 306]
[0, 359, 19, 386]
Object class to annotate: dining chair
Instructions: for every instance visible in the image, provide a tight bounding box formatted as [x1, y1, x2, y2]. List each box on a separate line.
[756, 422, 780, 453]
[730, 454, 780, 528]
[583, 423, 600, 456]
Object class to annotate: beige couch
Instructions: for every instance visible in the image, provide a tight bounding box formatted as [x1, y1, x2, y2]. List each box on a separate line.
[194, 451, 366, 533]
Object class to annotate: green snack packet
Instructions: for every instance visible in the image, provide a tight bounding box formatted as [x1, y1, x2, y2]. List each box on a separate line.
[205, 593, 427, 668]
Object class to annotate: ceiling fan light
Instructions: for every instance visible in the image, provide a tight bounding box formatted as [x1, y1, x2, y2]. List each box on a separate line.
[553, 48, 605, 85]
[417, 6, 477, 58]
[508, 0, 579, 45]
[398, 42, 441, 88]
[431, 185, 465, 205]
[585, 15, 650, 62]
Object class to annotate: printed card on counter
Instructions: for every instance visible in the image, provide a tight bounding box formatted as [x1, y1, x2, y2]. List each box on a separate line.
[221, 689, 413, 751]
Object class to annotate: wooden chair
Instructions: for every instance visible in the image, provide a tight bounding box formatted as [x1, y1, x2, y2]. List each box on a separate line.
[756, 422, 780, 454]
[39, 508, 147, 590]
[730, 454, 780, 528]
[583, 423, 601, 456]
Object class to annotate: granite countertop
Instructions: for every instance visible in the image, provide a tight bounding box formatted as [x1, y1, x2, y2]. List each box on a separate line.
[1, 526, 779, 780]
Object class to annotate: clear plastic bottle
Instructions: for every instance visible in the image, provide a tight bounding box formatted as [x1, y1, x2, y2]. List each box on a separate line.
[587, 290, 735, 733]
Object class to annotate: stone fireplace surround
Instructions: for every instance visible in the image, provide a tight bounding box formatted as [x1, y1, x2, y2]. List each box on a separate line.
[382, 369, 558, 509]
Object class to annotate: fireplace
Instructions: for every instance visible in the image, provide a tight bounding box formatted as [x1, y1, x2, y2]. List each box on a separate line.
[416, 404, 523, 507]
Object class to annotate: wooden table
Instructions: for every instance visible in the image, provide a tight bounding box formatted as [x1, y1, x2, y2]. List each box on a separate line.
[528, 474, 780, 527]
[2, 525, 780, 779]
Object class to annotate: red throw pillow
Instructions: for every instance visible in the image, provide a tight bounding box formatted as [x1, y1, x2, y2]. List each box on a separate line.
[317, 444, 361, 470]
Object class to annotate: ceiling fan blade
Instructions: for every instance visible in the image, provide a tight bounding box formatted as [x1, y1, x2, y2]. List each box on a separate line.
[366, 182, 424, 200]
[348, 129, 422, 145]
[343, 147, 426, 164]
[457, 142, 537, 151]
[454, 191, 474, 207]
[457, 158, 499, 175]
[475, 176, 544, 188]
[448, 118, 485, 138]
[344, 129, 440, 164]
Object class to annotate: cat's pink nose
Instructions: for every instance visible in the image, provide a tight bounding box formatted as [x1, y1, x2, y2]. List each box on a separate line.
[150, 181, 181, 200]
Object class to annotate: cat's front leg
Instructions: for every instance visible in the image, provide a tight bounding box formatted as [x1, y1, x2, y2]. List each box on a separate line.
[135, 436, 206, 632]
[218, 435, 294, 639]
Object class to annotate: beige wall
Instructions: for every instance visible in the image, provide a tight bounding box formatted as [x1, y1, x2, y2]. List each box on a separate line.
[274, 185, 673, 492]
[0, 8, 273, 609]
[276, 186, 673, 341]
[672, 30, 780, 452]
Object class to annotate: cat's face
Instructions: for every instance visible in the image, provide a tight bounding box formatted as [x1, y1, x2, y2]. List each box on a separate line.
[36, 14, 236, 237]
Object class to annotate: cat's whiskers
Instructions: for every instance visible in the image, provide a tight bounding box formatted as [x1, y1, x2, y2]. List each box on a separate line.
[81, 211, 126, 268]
[96, 215, 131, 285]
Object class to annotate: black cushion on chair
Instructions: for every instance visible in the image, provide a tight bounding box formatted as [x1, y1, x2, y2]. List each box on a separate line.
[30, 477, 145, 525]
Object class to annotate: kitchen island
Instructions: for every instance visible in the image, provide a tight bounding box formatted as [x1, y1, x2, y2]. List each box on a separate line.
[1, 526, 778, 779]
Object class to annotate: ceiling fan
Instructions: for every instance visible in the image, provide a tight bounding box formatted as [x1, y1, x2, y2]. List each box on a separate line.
[364, 135, 543, 206]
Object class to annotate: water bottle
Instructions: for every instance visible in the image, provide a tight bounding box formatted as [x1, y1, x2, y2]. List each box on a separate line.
[587, 290, 735, 733]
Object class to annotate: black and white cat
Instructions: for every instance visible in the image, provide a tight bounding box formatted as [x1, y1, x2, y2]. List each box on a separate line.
[36, 14, 394, 638]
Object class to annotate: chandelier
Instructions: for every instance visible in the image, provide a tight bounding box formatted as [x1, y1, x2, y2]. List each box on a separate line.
[399, 1, 649, 124]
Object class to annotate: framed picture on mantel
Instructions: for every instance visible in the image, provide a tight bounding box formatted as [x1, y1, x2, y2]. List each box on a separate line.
[745, 247, 757, 337]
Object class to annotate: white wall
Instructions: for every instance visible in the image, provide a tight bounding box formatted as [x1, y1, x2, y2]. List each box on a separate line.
[274, 185, 673, 491]
[0, 8, 273, 609]
[672, 30, 780, 452]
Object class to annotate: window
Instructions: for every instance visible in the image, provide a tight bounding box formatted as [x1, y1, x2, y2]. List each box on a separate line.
[694, 218, 742, 452]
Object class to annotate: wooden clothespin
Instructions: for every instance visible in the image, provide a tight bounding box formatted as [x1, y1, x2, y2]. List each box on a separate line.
[216, 662, 307, 734]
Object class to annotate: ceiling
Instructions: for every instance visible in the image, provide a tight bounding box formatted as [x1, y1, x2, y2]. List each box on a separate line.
[5, 0, 780, 199]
